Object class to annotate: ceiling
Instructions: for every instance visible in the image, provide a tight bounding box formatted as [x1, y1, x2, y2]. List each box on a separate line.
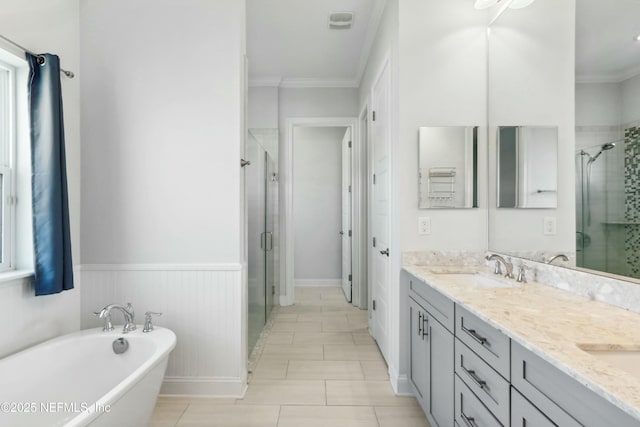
[576, 0, 640, 82]
[246, 0, 385, 87]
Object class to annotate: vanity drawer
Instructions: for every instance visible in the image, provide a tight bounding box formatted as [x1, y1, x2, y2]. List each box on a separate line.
[511, 341, 637, 427]
[511, 386, 579, 427]
[407, 273, 455, 333]
[455, 305, 510, 379]
[455, 338, 509, 425]
[455, 374, 501, 427]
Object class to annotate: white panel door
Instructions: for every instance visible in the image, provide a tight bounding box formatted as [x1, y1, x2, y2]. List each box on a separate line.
[371, 62, 391, 361]
[341, 128, 352, 302]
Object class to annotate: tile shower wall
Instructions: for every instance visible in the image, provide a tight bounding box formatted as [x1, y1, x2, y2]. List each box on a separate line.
[625, 125, 640, 278]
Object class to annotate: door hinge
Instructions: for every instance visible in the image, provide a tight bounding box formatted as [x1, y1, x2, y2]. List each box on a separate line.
[348, 230, 352, 237]
[373, 174, 376, 185]
[272, 285, 275, 295]
[372, 111, 376, 121]
[348, 185, 352, 193]
[373, 299, 376, 310]
[373, 237, 376, 247]
[348, 274, 352, 282]
[348, 140, 352, 148]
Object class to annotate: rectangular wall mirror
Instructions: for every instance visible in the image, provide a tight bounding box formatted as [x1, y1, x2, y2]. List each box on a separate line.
[418, 126, 479, 209]
[497, 126, 558, 209]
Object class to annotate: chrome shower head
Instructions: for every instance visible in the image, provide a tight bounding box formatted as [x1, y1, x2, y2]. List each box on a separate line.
[589, 142, 616, 163]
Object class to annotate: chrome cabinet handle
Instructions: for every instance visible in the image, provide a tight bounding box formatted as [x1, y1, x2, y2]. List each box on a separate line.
[380, 248, 389, 256]
[418, 312, 422, 337]
[462, 365, 487, 389]
[462, 324, 488, 346]
[461, 411, 479, 427]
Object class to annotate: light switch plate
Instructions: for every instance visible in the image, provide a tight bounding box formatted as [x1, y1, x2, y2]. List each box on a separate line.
[543, 217, 557, 235]
[418, 217, 431, 235]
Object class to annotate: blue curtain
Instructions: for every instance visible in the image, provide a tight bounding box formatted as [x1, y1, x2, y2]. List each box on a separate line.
[27, 53, 74, 296]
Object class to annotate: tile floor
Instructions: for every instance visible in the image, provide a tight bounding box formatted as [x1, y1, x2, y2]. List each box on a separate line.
[151, 286, 430, 427]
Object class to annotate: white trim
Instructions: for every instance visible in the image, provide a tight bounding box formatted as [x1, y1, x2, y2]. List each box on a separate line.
[389, 367, 412, 396]
[355, 0, 387, 87]
[161, 376, 247, 397]
[295, 279, 341, 287]
[280, 78, 359, 89]
[354, 102, 371, 310]
[248, 77, 282, 88]
[79, 264, 243, 272]
[284, 117, 359, 307]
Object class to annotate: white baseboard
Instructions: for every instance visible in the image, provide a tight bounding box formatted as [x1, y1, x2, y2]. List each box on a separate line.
[389, 368, 413, 396]
[161, 376, 247, 397]
[295, 279, 341, 287]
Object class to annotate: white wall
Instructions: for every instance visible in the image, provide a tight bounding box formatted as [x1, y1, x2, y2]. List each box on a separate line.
[0, 0, 81, 358]
[488, 0, 576, 255]
[622, 74, 640, 126]
[80, 0, 247, 396]
[80, 0, 244, 265]
[576, 83, 621, 127]
[293, 127, 344, 284]
[248, 86, 278, 129]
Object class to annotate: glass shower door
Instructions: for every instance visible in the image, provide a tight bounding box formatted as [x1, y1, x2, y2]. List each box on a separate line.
[247, 135, 266, 354]
[265, 154, 276, 320]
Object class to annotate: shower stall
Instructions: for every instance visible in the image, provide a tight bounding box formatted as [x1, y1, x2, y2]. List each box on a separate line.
[246, 129, 278, 355]
[576, 134, 640, 278]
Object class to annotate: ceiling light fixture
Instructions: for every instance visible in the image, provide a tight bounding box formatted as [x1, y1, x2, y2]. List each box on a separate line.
[636, 34, 640, 42]
[474, 0, 536, 10]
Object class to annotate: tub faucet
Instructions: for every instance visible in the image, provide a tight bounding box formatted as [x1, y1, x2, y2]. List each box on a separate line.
[95, 303, 136, 333]
[485, 254, 514, 279]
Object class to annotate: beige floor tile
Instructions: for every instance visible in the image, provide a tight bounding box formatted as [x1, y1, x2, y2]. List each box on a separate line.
[326, 381, 419, 406]
[251, 359, 289, 379]
[297, 312, 348, 322]
[156, 397, 237, 405]
[324, 344, 384, 361]
[271, 321, 322, 333]
[260, 344, 324, 360]
[278, 405, 378, 427]
[287, 360, 364, 380]
[273, 313, 298, 321]
[177, 404, 280, 426]
[322, 318, 356, 332]
[238, 380, 326, 405]
[279, 305, 323, 314]
[265, 332, 294, 345]
[375, 405, 431, 427]
[352, 333, 376, 345]
[150, 401, 188, 427]
[292, 332, 355, 345]
[323, 305, 362, 314]
[360, 360, 389, 380]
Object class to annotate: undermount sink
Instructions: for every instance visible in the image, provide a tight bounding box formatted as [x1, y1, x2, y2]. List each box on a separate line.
[435, 272, 519, 289]
[579, 347, 640, 381]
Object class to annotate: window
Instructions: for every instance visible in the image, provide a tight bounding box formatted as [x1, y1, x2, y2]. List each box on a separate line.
[0, 60, 16, 272]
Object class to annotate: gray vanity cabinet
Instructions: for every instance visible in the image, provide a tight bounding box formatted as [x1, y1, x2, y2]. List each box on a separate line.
[511, 386, 580, 427]
[406, 272, 454, 427]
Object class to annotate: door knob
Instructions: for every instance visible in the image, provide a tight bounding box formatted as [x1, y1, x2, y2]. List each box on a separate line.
[240, 159, 251, 167]
[380, 248, 389, 256]
[339, 231, 344, 235]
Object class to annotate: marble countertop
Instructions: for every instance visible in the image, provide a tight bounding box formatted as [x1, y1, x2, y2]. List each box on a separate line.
[403, 264, 640, 421]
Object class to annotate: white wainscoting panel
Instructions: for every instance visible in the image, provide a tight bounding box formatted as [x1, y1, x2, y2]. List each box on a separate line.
[80, 264, 246, 397]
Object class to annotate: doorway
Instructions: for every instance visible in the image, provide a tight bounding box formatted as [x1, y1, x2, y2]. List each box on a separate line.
[284, 118, 359, 306]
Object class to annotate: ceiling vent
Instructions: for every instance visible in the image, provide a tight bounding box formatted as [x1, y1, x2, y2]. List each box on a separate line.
[328, 12, 354, 30]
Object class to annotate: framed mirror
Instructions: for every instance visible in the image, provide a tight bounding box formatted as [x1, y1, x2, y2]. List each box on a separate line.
[418, 126, 479, 209]
[497, 126, 558, 209]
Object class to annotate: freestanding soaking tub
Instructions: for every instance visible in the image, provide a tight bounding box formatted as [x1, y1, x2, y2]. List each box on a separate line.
[0, 326, 176, 427]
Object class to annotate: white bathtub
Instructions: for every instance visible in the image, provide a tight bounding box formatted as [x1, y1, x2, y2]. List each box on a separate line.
[0, 326, 176, 427]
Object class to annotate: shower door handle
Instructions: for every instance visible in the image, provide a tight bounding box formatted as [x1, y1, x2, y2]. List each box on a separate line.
[260, 232, 266, 250]
[266, 232, 273, 251]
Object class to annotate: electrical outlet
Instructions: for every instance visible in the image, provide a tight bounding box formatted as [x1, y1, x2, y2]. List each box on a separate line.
[418, 217, 431, 235]
[543, 217, 557, 235]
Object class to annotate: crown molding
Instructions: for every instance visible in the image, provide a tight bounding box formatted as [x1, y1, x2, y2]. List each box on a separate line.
[577, 65, 640, 84]
[279, 78, 359, 89]
[248, 77, 282, 87]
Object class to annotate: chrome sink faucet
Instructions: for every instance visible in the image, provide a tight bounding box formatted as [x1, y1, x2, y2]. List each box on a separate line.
[486, 254, 514, 279]
[546, 254, 569, 265]
[94, 303, 136, 333]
